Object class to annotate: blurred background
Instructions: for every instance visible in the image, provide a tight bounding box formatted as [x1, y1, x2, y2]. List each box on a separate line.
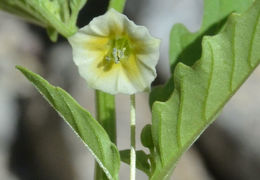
[0, 0, 260, 179]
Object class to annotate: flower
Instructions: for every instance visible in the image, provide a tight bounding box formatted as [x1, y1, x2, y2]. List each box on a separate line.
[68, 9, 160, 94]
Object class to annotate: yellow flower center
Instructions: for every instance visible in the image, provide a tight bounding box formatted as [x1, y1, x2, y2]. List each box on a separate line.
[105, 37, 130, 64]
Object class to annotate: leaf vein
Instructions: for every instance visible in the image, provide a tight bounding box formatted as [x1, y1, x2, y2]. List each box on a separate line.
[230, 19, 237, 92]
[248, 9, 260, 68]
[177, 82, 184, 148]
[203, 41, 215, 122]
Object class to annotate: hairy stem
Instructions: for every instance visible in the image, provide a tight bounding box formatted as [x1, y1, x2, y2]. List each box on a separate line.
[130, 94, 136, 180]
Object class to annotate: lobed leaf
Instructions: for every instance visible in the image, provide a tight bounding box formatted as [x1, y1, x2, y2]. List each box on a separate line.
[17, 66, 120, 180]
[170, 0, 254, 70]
[150, 0, 254, 106]
[150, 1, 260, 179]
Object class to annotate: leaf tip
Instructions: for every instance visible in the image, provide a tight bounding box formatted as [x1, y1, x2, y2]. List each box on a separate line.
[15, 65, 28, 76]
[15, 65, 23, 71]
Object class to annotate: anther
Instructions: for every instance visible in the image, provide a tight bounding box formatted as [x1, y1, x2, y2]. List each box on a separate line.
[113, 48, 120, 64]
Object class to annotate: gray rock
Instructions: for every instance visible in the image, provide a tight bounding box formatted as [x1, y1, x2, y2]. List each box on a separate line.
[0, 11, 42, 179]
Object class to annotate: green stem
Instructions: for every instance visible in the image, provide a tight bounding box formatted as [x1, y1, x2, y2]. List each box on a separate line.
[95, 90, 116, 180]
[94, 1, 126, 179]
[108, 0, 127, 12]
[95, 90, 116, 143]
[130, 94, 136, 180]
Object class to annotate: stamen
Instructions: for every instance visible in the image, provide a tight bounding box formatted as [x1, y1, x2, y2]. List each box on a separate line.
[105, 38, 129, 64]
[113, 48, 120, 64]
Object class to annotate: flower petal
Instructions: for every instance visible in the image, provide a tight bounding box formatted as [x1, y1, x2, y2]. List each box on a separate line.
[69, 9, 160, 94]
[81, 9, 126, 37]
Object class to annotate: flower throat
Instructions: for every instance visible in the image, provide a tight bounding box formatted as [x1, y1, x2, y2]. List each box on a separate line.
[105, 37, 130, 64]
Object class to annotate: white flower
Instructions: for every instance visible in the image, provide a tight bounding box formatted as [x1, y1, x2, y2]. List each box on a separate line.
[68, 9, 160, 94]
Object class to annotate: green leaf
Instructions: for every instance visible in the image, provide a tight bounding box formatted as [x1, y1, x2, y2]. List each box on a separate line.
[149, 76, 174, 107]
[0, 0, 87, 40]
[150, 1, 260, 179]
[150, 0, 254, 107]
[16, 66, 120, 180]
[120, 150, 151, 175]
[47, 26, 58, 42]
[170, 0, 254, 70]
[69, 0, 87, 25]
[0, 0, 48, 27]
[25, 0, 76, 37]
[141, 124, 154, 150]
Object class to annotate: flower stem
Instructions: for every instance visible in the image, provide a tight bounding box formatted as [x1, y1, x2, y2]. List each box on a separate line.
[130, 94, 136, 180]
[95, 90, 116, 143]
[94, 1, 126, 179]
[95, 90, 116, 180]
[109, 0, 127, 12]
